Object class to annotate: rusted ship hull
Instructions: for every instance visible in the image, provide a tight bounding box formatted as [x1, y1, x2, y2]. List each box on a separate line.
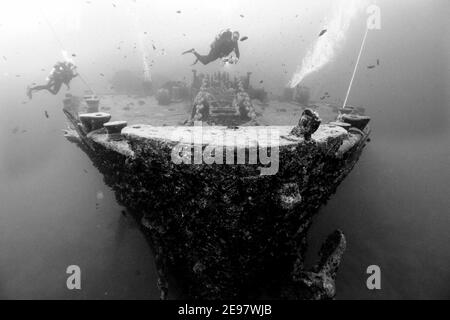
[62, 92, 370, 299]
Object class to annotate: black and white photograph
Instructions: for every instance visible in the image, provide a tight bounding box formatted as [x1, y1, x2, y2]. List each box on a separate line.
[0, 0, 449, 307]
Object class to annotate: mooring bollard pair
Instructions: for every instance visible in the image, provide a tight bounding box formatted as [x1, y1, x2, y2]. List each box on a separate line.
[78, 97, 128, 139]
[324, 106, 371, 133]
[78, 112, 128, 140]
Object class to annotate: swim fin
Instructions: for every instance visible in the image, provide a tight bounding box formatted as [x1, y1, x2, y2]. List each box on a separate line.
[182, 48, 195, 55]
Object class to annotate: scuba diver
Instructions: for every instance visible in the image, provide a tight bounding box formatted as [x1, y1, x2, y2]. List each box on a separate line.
[182, 29, 240, 66]
[27, 61, 78, 99]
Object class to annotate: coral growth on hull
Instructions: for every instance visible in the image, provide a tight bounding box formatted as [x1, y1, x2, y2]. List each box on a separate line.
[61, 85, 370, 299]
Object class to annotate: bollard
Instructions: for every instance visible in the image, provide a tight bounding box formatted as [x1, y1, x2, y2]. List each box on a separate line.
[84, 95, 100, 112]
[339, 114, 371, 131]
[85, 98, 100, 113]
[290, 109, 321, 141]
[103, 121, 128, 140]
[79, 112, 111, 133]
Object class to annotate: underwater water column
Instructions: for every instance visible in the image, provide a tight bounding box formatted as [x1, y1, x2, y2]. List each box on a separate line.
[289, 0, 362, 88]
[128, 4, 152, 83]
[137, 32, 152, 83]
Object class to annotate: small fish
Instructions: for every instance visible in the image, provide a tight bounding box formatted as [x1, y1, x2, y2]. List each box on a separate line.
[318, 29, 327, 37]
[259, 80, 264, 84]
[100, 73, 105, 76]
[176, 10, 181, 14]
[240, 36, 248, 42]
[377, 59, 380, 66]
[44, 110, 49, 118]
[2, 56, 6, 61]
[112, 3, 116, 8]
[72, 53, 76, 57]
[367, 65, 376, 69]
[240, 14, 244, 18]
[152, 44, 156, 50]
[12, 126, 19, 134]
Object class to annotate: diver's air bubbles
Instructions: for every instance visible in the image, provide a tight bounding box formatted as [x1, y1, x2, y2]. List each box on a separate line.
[289, 0, 364, 88]
[62, 50, 75, 64]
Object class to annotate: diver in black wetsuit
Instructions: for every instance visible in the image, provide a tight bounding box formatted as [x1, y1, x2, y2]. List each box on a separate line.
[27, 62, 78, 99]
[183, 29, 240, 65]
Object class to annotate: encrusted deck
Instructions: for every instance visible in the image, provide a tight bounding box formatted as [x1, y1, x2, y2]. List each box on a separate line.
[121, 124, 347, 148]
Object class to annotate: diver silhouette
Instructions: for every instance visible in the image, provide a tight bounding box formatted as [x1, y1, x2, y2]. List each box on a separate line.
[183, 29, 241, 66]
[27, 61, 78, 99]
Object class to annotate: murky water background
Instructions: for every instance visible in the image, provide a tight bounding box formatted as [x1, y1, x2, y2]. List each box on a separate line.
[0, 0, 449, 299]
[0, 90, 163, 299]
